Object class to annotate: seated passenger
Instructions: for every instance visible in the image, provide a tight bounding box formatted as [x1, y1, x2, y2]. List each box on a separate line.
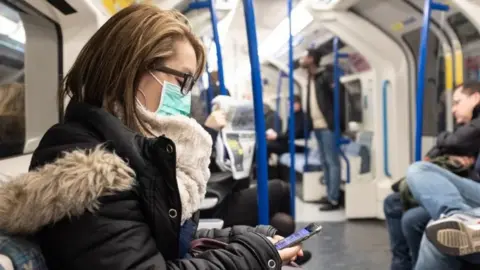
[264, 103, 281, 133]
[266, 95, 312, 158]
[199, 101, 313, 265]
[296, 49, 348, 211]
[384, 82, 480, 269]
[384, 193, 430, 270]
[405, 82, 480, 269]
[0, 5, 303, 269]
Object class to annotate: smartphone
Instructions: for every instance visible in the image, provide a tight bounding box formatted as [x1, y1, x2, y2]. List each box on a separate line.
[275, 223, 323, 250]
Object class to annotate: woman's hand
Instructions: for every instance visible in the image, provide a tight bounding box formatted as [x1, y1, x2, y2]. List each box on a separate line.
[266, 129, 278, 141]
[204, 110, 227, 131]
[268, 235, 303, 264]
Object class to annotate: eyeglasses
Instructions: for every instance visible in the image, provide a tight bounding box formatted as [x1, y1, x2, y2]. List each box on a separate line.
[152, 64, 196, 95]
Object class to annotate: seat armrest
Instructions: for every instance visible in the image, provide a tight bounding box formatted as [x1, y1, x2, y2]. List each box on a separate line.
[294, 139, 305, 146]
[200, 198, 219, 210]
[198, 219, 224, 230]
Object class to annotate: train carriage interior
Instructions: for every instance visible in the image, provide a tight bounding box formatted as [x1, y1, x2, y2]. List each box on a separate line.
[2, 0, 480, 269]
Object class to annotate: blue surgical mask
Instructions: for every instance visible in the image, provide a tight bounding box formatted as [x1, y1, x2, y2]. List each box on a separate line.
[149, 71, 191, 117]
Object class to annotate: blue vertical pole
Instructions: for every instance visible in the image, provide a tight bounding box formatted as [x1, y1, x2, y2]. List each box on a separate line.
[287, 0, 296, 219]
[414, 0, 449, 161]
[207, 1, 227, 95]
[242, 0, 269, 225]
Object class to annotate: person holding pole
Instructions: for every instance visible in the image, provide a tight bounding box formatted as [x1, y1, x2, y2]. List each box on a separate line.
[295, 48, 347, 211]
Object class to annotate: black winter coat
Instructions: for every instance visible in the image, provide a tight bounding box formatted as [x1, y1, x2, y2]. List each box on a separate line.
[276, 110, 312, 142]
[427, 107, 480, 158]
[0, 102, 283, 270]
[307, 68, 347, 132]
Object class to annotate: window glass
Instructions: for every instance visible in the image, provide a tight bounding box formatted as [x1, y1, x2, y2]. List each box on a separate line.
[0, 2, 25, 158]
[448, 12, 480, 82]
[448, 12, 480, 46]
[402, 28, 445, 135]
[0, 0, 60, 159]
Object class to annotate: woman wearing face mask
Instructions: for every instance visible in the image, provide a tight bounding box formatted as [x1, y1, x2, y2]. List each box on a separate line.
[0, 4, 302, 270]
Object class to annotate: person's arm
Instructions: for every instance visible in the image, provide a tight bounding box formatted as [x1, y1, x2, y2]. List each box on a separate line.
[425, 146, 442, 160]
[436, 117, 480, 155]
[37, 198, 283, 270]
[203, 125, 218, 143]
[196, 225, 277, 243]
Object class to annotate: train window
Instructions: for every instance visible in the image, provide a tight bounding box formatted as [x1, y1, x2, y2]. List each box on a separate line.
[0, 0, 61, 159]
[448, 12, 480, 46]
[0, 2, 25, 159]
[402, 28, 445, 136]
[448, 12, 480, 82]
[343, 79, 363, 124]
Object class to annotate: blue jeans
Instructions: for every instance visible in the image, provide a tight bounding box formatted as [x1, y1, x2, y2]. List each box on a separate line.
[406, 161, 480, 269]
[384, 193, 430, 270]
[402, 207, 430, 265]
[406, 161, 480, 219]
[314, 128, 340, 203]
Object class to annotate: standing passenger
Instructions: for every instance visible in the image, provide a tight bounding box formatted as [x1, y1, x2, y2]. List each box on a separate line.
[0, 5, 303, 270]
[297, 49, 346, 211]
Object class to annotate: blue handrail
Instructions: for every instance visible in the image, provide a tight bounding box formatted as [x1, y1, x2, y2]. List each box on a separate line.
[287, 0, 296, 219]
[205, 62, 213, 114]
[414, 0, 449, 161]
[187, 1, 227, 96]
[333, 36, 351, 184]
[382, 80, 391, 177]
[242, 0, 269, 225]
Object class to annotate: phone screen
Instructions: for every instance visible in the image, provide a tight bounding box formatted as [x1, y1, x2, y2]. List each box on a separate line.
[274, 223, 322, 250]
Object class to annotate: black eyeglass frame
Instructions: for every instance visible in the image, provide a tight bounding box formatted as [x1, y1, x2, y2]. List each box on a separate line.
[152, 64, 196, 95]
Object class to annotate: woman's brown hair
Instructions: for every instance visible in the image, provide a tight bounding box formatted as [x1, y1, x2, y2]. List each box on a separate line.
[59, 4, 206, 132]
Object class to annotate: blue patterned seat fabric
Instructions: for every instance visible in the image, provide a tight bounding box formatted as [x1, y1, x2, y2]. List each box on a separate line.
[0, 232, 47, 270]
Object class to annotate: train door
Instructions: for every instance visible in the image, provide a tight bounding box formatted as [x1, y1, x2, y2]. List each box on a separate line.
[354, 0, 452, 160]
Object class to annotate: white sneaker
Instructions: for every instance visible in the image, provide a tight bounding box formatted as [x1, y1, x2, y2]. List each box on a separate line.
[426, 213, 480, 256]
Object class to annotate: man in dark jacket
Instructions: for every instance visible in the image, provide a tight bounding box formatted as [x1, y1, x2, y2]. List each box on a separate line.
[266, 95, 311, 157]
[296, 48, 347, 211]
[384, 82, 480, 270]
[403, 82, 480, 269]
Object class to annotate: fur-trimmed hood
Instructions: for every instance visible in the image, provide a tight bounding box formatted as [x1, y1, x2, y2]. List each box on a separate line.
[0, 104, 212, 234]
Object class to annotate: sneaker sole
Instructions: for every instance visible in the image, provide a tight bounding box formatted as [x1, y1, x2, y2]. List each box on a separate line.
[426, 220, 480, 256]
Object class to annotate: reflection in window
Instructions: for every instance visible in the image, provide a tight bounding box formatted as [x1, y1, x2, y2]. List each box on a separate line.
[402, 28, 445, 135]
[448, 12, 480, 83]
[0, 2, 25, 158]
[448, 12, 480, 46]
